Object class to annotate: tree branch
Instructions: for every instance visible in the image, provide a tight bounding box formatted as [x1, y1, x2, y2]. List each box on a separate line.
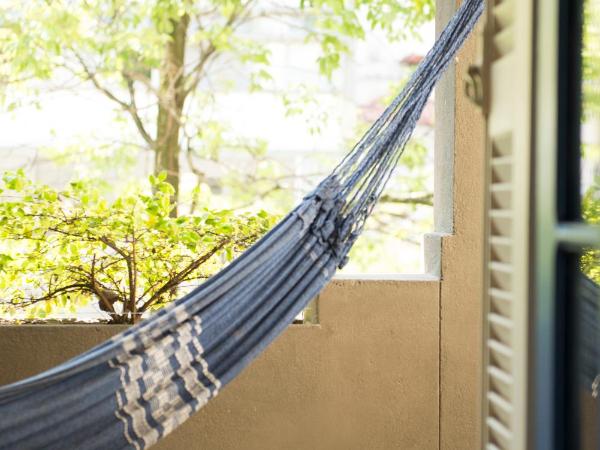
[379, 192, 433, 206]
[139, 240, 228, 311]
[99, 236, 130, 260]
[73, 52, 155, 148]
[183, 0, 256, 96]
[122, 73, 156, 147]
[11, 283, 91, 308]
[90, 254, 118, 316]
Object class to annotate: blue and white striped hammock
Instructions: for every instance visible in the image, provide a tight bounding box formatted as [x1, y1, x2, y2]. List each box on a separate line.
[0, 1, 484, 448]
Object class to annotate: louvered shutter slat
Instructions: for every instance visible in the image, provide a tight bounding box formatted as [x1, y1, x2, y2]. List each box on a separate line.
[481, 0, 533, 448]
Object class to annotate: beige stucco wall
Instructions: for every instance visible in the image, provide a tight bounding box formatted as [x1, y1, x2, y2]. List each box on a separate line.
[0, 279, 442, 450]
[439, 2, 485, 448]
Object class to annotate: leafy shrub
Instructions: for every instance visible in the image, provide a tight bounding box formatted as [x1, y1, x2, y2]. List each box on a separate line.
[0, 171, 276, 323]
[582, 183, 600, 283]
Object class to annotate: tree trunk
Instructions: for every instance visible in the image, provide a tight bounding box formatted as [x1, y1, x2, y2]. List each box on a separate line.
[155, 15, 190, 212]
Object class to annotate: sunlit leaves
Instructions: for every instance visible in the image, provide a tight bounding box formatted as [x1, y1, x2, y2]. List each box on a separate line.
[1, 0, 435, 96]
[302, 0, 434, 77]
[581, 0, 600, 282]
[581, 181, 600, 283]
[583, 0, 600, 119]
[0, 174, 277, 322]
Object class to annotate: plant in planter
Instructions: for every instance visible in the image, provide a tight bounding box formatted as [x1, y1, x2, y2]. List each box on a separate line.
[0, 170, 276, 323]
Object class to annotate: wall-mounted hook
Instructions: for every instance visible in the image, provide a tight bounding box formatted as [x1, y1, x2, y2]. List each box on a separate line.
[464, 64, 484, 107]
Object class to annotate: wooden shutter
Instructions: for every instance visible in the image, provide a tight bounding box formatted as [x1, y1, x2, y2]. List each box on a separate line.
[480, 0, 534, 449]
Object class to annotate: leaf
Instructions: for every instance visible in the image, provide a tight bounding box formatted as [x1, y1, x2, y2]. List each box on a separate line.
[43, 190, 58, 202]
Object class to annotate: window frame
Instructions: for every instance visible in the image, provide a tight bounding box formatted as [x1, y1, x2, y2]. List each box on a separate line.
[532, 0, 600, 448]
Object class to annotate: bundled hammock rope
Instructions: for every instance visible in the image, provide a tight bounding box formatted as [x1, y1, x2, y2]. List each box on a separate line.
[0, 1, 484, 448]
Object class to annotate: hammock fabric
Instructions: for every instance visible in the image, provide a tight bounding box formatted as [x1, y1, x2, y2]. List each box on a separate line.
[0, 1, 484, 448]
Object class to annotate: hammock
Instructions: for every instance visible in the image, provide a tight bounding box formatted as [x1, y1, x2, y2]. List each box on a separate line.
[0, 1, 484, 448]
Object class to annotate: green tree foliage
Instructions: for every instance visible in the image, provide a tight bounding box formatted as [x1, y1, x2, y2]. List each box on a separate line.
[581, 0, 600, 283]
[582, 187, 599, 283]
[583, 0, 600, 120]
[0, 0, 434, 204]
[0, 170, 276, 323]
